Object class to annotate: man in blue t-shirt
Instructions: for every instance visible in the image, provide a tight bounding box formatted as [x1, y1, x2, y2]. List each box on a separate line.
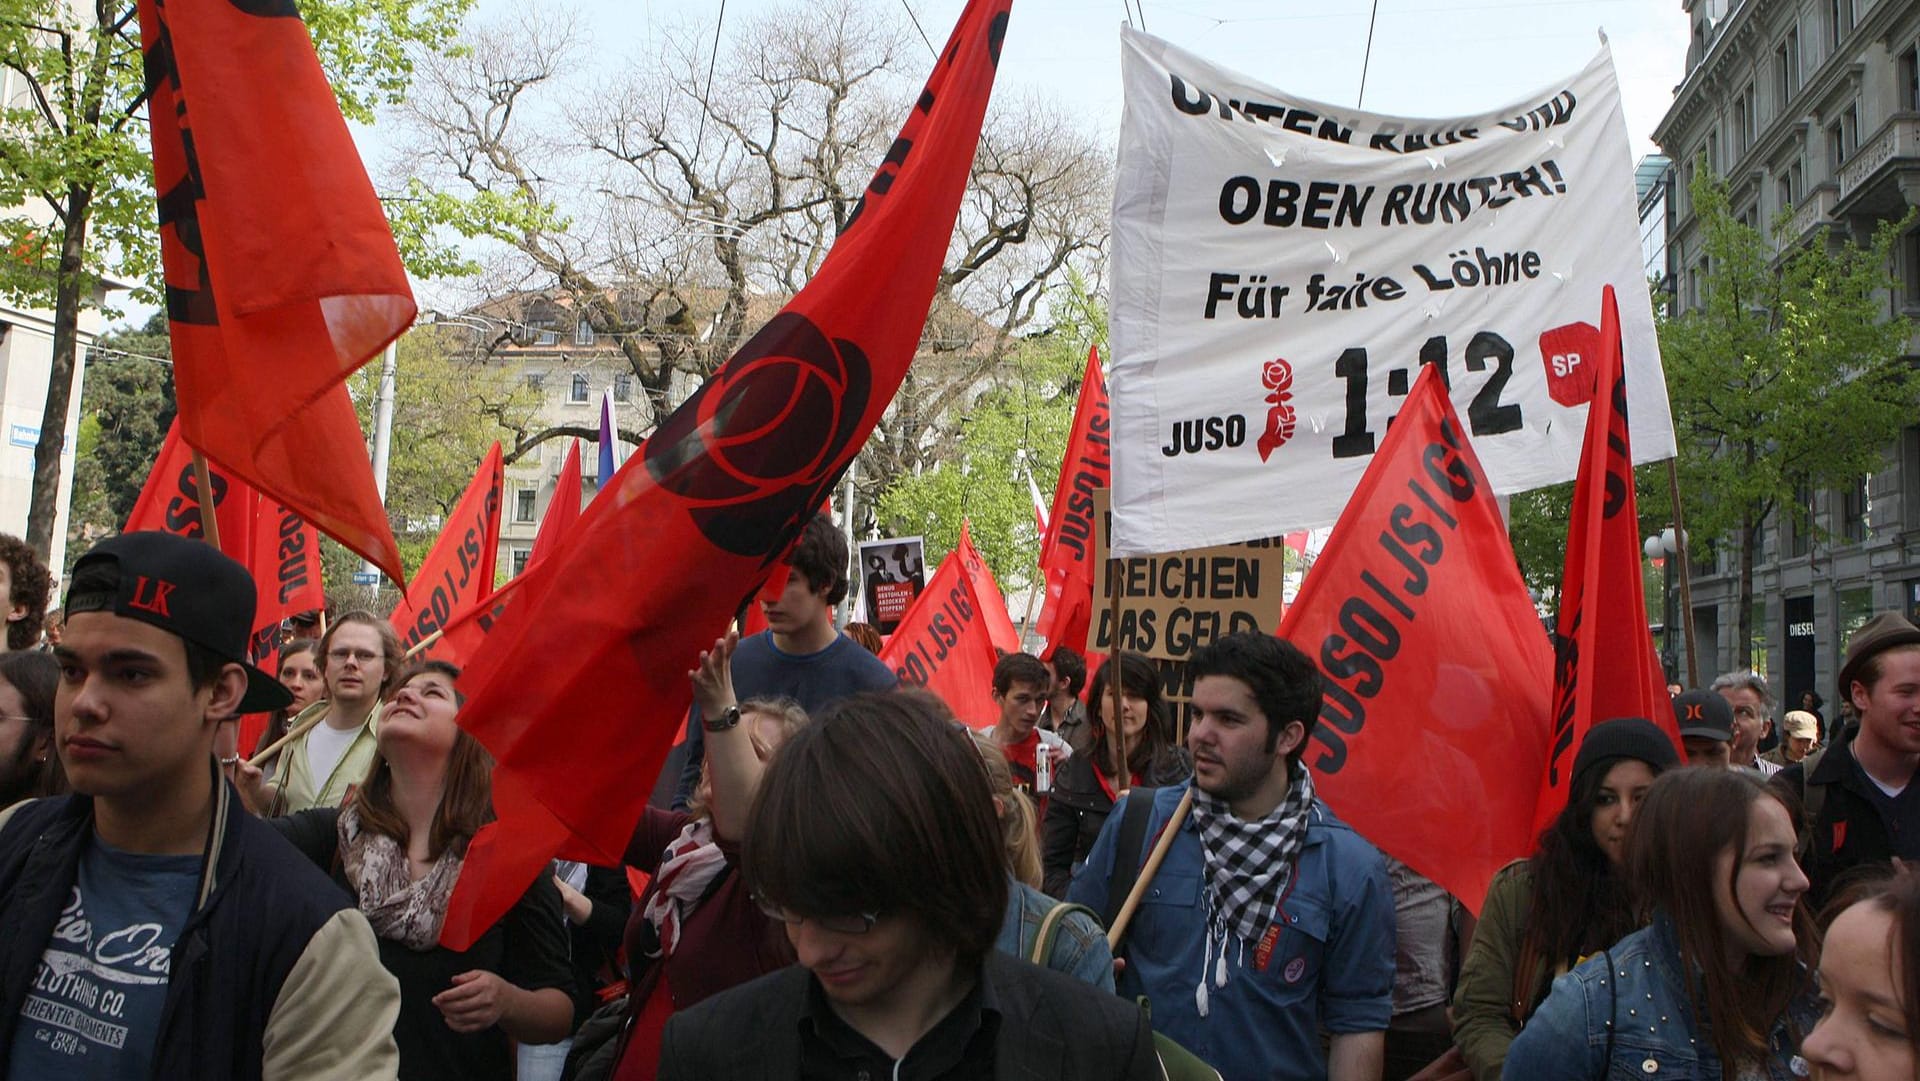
[0, 532, 400, 1081]
[673, 514, 896, 809]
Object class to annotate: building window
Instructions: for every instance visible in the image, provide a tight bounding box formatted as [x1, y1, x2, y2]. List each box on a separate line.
[1839, 585, 1874, 649]
[613, 374, 632, 403]
[514, 488, 536, 523]
[574, 318, 594, 346]
[1903, 426, 1920, 530]
[1775, 30, 1800, 108]
[1704, 128, 1719, 174]
[1903, 228, 1920, 307]
[1902, 46, 1919, 112]
[1827, 0, 1851, 52]
[1735, 84, 1756, 157]
[570, 373, 590, 404]
[1842, 474, 1870, 544]
[511, 548, 531, 577]
[1788, 479, 1813, 557]
[1829, 106, 1858, 172]
[525, 372, 546, 392]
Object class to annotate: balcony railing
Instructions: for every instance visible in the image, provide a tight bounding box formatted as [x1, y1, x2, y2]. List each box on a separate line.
[1839, 114, 1920, 203]
[1781, 184, 1836, 246]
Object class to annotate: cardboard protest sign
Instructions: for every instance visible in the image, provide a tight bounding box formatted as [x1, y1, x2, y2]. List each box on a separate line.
[1091, 487, 1287, 706]
[1108, 28, 1673, 556]
[857, 536, 927, 635]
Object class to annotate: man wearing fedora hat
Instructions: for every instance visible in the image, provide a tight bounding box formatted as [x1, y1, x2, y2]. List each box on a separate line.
[0, 532, 400, 1080]
[1775, 610, 1920, 906]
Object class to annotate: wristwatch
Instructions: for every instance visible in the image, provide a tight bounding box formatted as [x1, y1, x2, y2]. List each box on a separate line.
[702, 705, 742, 733]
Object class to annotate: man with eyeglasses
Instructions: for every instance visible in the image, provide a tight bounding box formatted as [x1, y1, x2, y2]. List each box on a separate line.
[1712, 669, 1782, 778]
[659, 689, 1158, 1079]
[238, 611, 398, 813]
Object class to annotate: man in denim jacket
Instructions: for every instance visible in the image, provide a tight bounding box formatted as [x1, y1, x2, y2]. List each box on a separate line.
[1069, 633, 1395, 1081]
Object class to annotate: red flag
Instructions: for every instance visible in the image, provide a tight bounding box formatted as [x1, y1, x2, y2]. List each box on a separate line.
[439, 0, 1011, 949]
[124, 419, 257, 552]
[124, 422, 326, 659]
[530, 440, 582, 565]
[959, 523, 1021, 655]
[126, 421, 325, 749]
[388, 444, 504, 660]
[1277, 367, 1553, 915]
[139, 0, 413, 584]
[1036, 347, 1110, 656]
[880, 526, 1005, 722]
[1533, 286, 1676, 834]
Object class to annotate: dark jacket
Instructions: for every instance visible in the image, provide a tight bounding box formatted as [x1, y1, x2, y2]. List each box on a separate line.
[0, 777, 400, 1081]
[657, 951, 1160, 1081]
[1775, 725, 1907, 907]
[1040, 746, 1190, 898]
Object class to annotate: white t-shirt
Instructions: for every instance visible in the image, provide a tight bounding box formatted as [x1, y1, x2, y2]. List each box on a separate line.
[302, 721, 361, 788]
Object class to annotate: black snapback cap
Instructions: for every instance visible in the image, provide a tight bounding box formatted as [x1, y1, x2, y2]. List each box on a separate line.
[65, 532, 293, 713]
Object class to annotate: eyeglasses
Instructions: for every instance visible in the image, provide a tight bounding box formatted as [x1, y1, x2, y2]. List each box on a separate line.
[754, 897, 882, 935]
[327, 648, 381, 664]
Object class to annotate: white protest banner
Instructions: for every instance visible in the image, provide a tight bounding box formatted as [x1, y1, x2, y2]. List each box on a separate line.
[1109, 28, 1674, 557]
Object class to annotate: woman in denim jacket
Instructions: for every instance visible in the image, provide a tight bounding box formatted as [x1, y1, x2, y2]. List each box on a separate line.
[1507, 769, 1820, 1080]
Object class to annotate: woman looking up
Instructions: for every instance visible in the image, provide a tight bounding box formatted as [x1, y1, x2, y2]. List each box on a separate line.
[273, 661, 574, 1081]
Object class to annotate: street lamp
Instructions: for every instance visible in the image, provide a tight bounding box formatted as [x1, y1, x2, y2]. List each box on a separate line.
[1644, 528, 1684, 684]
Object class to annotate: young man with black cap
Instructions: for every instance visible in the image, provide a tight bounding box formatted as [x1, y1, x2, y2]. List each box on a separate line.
[0, 532, 401, 1080]
[1672, 688, 1736, 769]
[1776, 611, 1920, 906]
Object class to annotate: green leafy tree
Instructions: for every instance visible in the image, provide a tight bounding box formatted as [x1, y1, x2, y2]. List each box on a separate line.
[874, 288, 1104, 595]
[64, 312, 172, 561]
[1662, 170, 1919, 655]
[0, 0, 470, 560]
[336, 326, 542, 601]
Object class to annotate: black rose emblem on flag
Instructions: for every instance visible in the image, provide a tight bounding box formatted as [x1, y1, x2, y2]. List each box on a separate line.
[646, 312, 872, 559]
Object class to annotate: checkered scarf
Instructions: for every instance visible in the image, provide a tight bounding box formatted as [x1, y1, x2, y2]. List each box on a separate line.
[1191, 761, 1315, 944]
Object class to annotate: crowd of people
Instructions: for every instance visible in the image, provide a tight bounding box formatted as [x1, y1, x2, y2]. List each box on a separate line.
[0, 516, 1915, 1081]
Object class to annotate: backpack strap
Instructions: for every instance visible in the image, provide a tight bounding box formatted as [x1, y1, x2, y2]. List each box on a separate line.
[1028, 900, 1100, 967]
[1102, 786, 1159, 933]
[1787, 747, 1830, 860]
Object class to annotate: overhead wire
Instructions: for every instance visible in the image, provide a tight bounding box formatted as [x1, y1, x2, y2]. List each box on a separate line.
[1357, 0, 1382, 109]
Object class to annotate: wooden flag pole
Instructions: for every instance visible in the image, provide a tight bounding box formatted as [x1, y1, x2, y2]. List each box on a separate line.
[248, 710, 322, 768]
[1666, 457, 1700, 686]
[190, 451, 221, 550]
[404, 627, 445, 660]
[1018, 580, 1042, 644]
[1107, 557, 1130, 796]
[1106, 784, 1194, 948]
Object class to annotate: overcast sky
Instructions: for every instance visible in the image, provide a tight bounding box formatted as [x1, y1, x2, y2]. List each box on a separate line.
[465, 0, 1692, 158]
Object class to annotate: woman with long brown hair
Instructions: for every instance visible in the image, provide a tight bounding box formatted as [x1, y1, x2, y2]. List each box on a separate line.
[251, 638, 325, 756]
[1452, 717, 1678, 1079]
[1505, 768, 1821, 1080]
[1040, 651, 1189, 898]
[272, 660, 572, 1081]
